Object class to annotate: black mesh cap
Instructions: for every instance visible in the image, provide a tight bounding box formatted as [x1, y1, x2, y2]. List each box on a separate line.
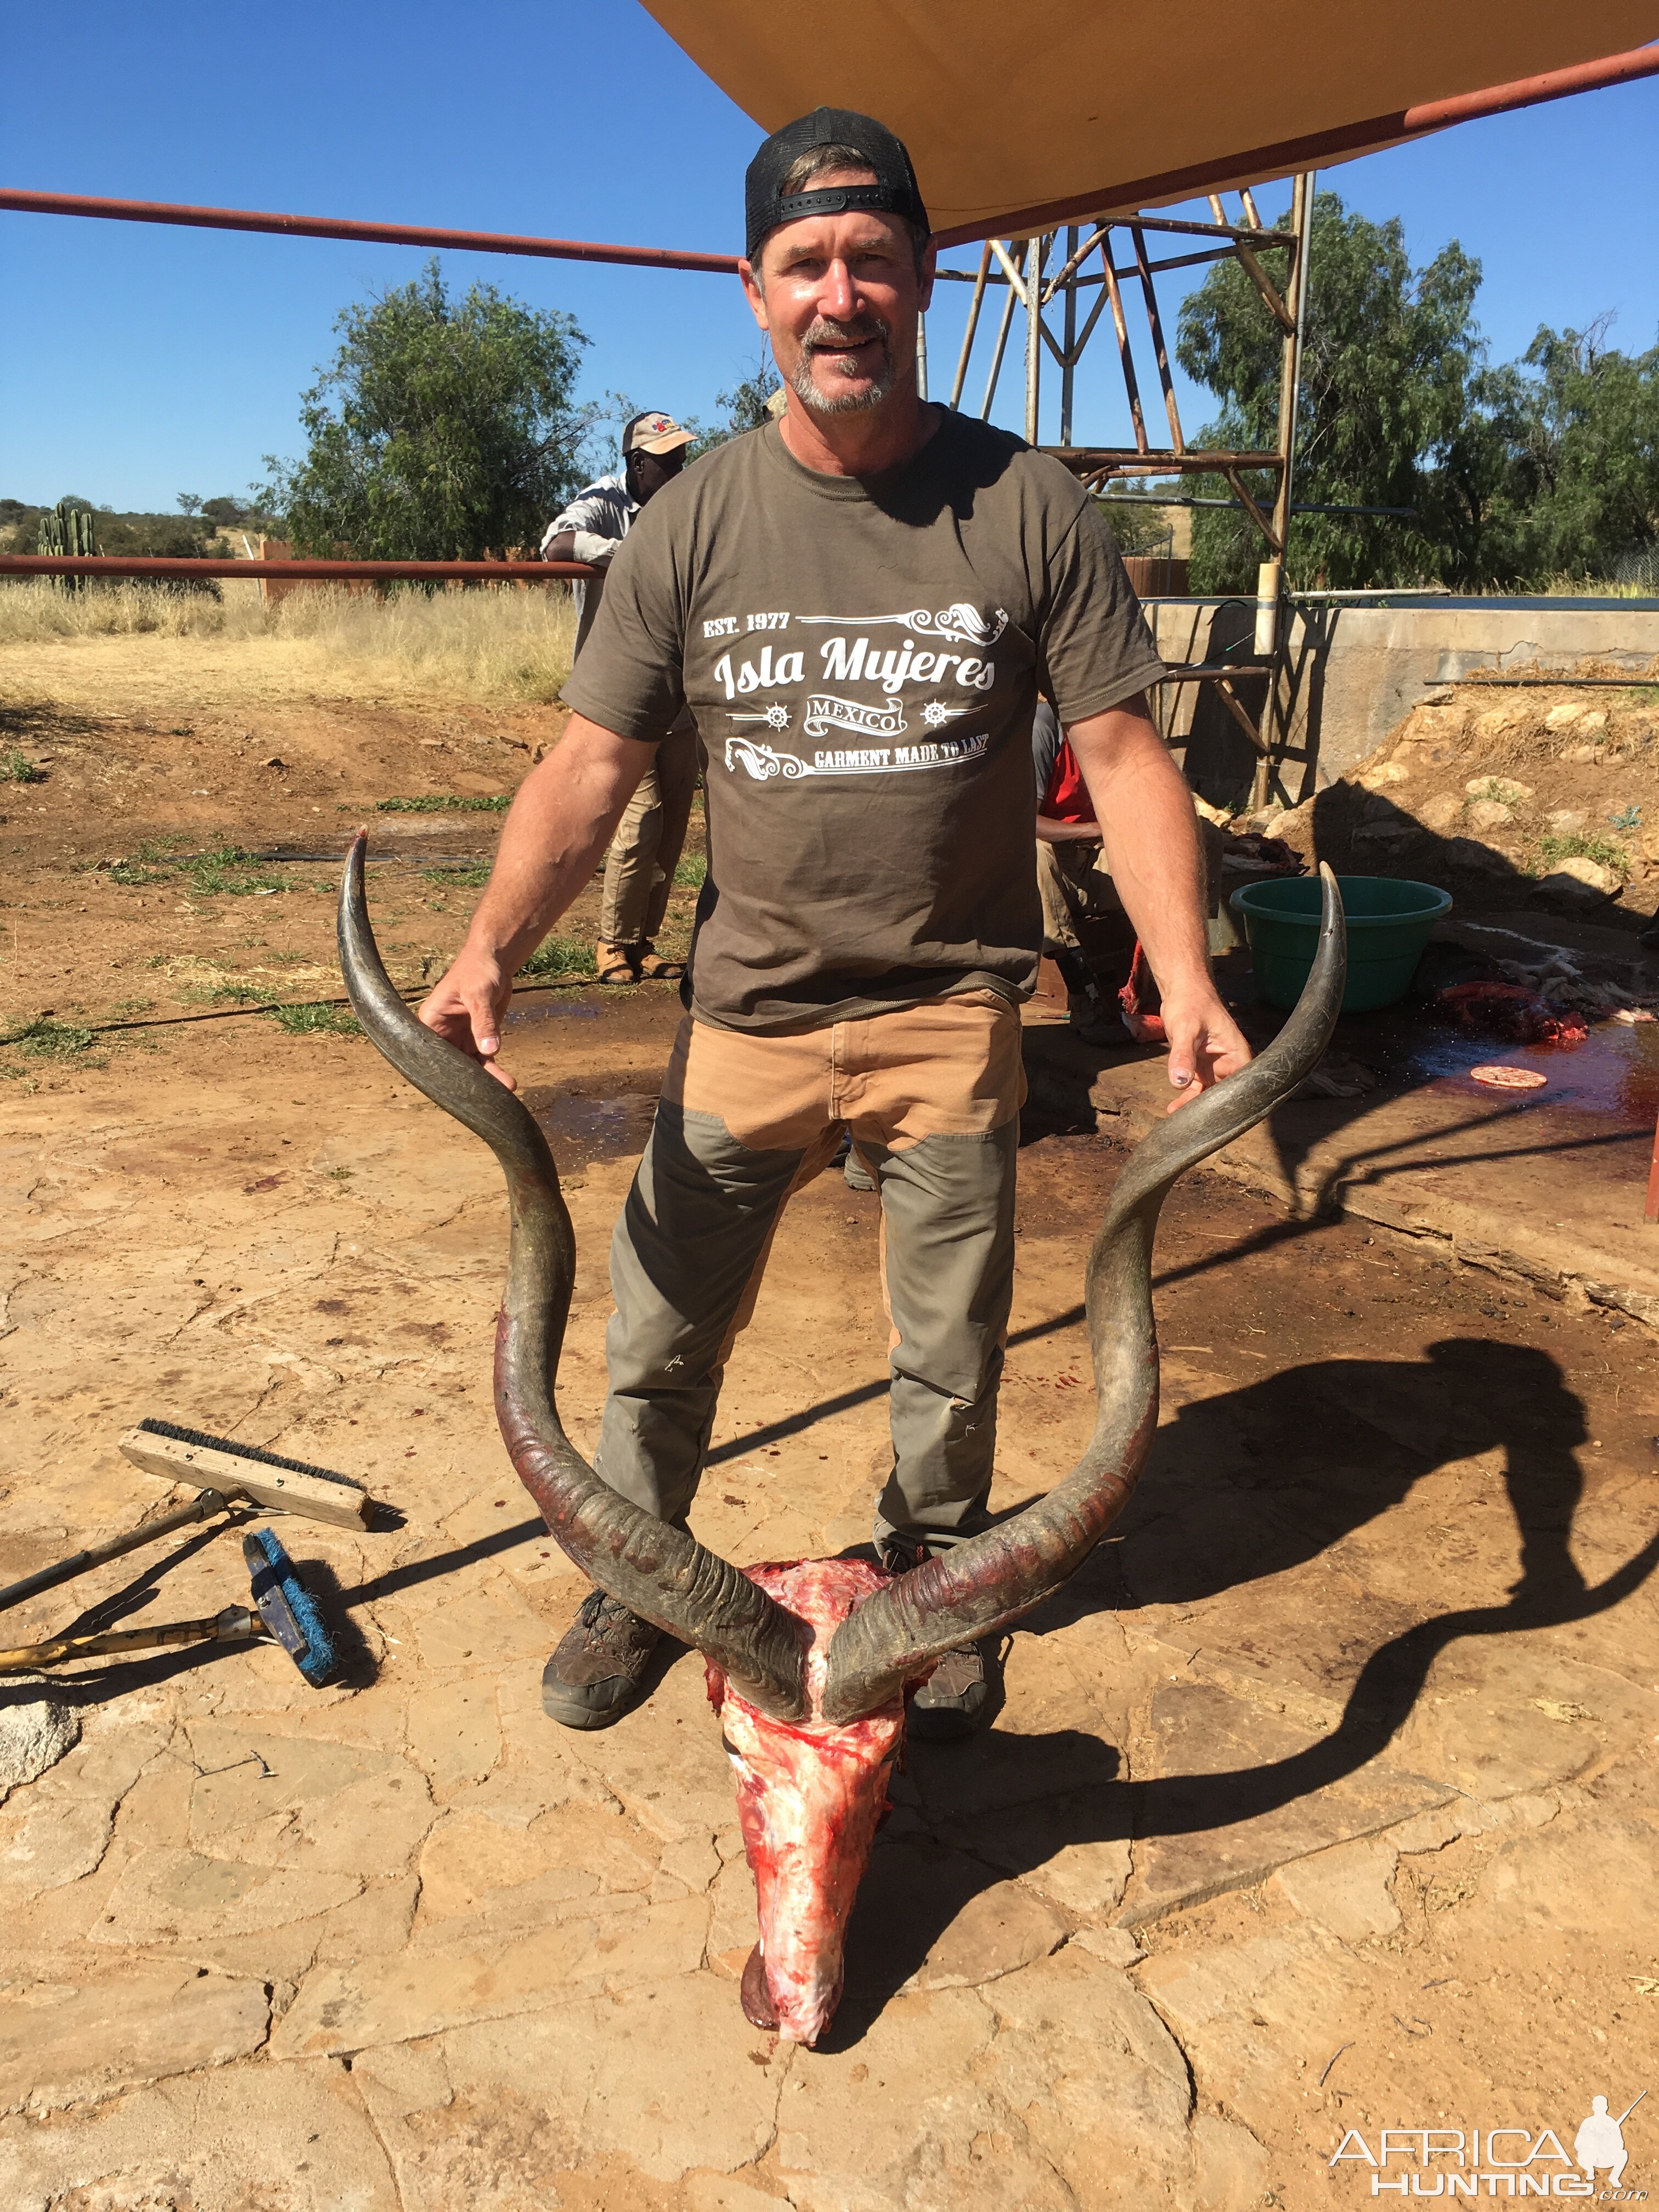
[744, 106, 929, 266]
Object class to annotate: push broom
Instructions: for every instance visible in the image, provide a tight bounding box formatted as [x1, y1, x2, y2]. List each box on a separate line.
[0, 1419, 374, 1685]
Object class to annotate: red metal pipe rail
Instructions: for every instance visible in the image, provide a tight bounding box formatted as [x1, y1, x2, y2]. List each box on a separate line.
[1405, 44, 1659, 129]
[0, 188, 741, 275]
[3, 47, 1651, 268]
[0, 554, 596, 582]
[933, 42, 1659, 245]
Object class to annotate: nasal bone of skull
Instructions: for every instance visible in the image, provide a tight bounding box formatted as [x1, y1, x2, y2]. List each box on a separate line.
[719, 1687, 905, 2046]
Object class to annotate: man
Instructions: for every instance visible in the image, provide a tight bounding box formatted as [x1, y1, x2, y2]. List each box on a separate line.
[421, 106, 1250, 1739]
[543, 410, 699, 984]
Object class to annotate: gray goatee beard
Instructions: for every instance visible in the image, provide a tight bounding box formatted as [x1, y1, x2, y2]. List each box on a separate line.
[789, 315, 899, 416]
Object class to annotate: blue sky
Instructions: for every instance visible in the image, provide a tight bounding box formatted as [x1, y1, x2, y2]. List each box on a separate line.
[3, 1, 1656, 512]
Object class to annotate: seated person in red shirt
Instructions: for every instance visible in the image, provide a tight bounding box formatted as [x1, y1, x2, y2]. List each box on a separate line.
[1033, 699, 1135, 1041]
[1034, 700, 1222, 1044]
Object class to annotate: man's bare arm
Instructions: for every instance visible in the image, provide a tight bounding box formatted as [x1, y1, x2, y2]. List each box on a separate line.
[1064, 695, 1250, 1107]
[1034, 813, 1102, 844]
[416, 714, 656, 1088]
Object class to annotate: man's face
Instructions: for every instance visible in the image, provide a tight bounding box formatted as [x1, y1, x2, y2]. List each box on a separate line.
[740, 172, 935, 419]
[627, 445, 687, 503]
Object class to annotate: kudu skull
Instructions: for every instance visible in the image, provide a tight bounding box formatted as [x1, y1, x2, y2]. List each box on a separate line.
[338, 836, 1344, 2044]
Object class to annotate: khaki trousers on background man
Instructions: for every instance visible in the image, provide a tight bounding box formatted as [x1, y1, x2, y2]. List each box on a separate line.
[1036, 819, 1225, 974]
[595, 992, 1026, 1560]
[1036, 837, 1125, 962]
[1035, 837, 1141, 1017]
[598, 718, 700, 951]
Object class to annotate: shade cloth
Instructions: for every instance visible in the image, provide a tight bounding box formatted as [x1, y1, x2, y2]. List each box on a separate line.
[645, 3, 1658, 241]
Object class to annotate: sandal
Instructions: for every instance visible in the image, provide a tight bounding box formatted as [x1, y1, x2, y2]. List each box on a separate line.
[595, 940, 640, 985]
[634, 943, 686, 980]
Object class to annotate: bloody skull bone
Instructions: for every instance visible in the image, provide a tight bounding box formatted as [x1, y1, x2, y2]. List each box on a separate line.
[338, 836, 1344, 2045]
[710, 1558, 905, 2044]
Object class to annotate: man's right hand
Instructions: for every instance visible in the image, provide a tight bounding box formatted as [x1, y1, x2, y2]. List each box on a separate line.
[418, 951, 517, 1091]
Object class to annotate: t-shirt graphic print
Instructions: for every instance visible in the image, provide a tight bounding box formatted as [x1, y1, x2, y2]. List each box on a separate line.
[562, 413, 1164, 1032]
[715, 601, 1002, 783]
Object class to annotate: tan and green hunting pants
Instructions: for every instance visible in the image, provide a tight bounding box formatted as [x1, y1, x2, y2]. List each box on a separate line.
[594, 992, 1025, 1559]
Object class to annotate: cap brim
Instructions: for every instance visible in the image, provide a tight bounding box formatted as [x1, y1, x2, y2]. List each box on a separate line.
[632, 429, 695, 455]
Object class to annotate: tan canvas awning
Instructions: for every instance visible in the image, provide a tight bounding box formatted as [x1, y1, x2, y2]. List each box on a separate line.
[644, 3, 1658, 241]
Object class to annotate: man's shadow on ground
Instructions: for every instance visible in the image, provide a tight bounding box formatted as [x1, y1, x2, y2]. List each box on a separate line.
[828, 1334, 1659, 2045]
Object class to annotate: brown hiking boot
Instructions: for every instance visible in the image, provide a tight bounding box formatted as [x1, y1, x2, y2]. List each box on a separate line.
[876, 1528, 991, 1741]
[595, 939, 641, 985]
[909, 1643, 990, 1741]
[634, 941, 686, 980]
[542, 1589, 662, 1729]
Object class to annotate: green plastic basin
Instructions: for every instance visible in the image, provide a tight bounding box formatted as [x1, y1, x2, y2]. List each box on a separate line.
[1229, 874, 1452, 1012]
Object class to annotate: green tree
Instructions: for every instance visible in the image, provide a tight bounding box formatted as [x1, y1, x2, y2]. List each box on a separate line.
[1419, 349, 1600, 589]
[690, 350, 781, 456]
[262, 259, 595, 558]
[1505, 320, 1659, 579]
[1093, 479, 1185, 556]
[716, 352, 782, 435]
[1175, 191, 1485, 590]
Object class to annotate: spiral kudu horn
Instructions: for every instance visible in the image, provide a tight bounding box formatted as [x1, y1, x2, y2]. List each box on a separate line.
[818, 866, 1346, 1723]
[336, 834, 810, 1720]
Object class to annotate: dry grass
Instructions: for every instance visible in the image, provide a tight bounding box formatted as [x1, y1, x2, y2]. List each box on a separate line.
[0, 579, 577, 704]
[1534, 574, 1658, 600]
[0, 580, 234, 644]
[269, 584, 577, 701]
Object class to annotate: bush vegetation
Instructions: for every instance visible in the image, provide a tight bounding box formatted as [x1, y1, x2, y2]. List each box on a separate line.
[1175, 189, 1659, 592]
[1, 492, 278, 561]
[259, 260, 597, 561]
[1533, 830, 1632, 878]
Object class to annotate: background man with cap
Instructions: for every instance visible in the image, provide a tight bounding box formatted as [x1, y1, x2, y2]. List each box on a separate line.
[422, 106, 1251, 1737]
[542, 410, 699, 983]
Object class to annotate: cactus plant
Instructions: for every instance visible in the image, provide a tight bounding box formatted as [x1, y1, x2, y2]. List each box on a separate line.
[37, 499, 99, 586]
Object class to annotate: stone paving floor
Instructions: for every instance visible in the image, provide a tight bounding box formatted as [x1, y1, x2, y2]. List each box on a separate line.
[2, 993, 1657, 2210]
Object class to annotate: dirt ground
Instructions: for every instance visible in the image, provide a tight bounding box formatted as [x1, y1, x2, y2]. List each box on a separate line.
[1265, 667, 1659, 934]
[0, 624, 655, 1050]
[3, 635, 1659, 2210]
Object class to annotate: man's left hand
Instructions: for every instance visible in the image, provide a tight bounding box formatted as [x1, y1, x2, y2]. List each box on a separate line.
[1157, 981, 1251, 1110]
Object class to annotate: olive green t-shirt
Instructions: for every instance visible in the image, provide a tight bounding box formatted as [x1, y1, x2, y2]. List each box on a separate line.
[562, 410, 1165, 1032]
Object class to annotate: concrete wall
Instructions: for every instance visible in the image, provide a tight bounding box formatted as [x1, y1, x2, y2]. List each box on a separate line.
[1144, 595, 1659, 806]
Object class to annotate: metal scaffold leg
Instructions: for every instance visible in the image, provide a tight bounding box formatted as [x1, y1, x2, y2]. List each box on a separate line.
[933, 178, 1318, 808]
